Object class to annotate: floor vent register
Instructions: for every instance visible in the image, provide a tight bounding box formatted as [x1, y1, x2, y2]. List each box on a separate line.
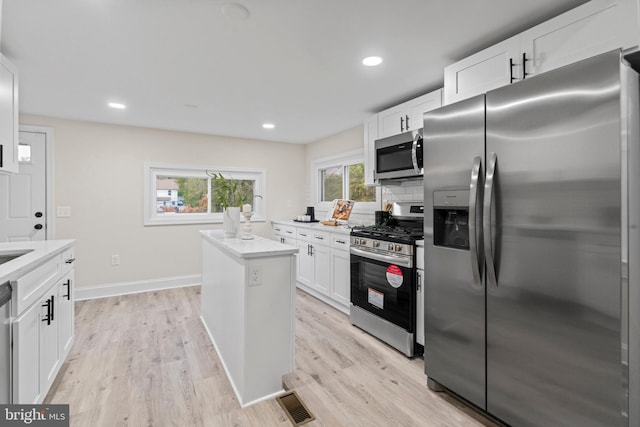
[276, 391, 315, 426]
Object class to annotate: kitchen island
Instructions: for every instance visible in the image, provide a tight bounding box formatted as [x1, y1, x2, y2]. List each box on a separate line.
[199, 230, 298, 407]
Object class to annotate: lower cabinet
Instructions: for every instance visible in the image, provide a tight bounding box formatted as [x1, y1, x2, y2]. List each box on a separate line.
[12, 258, 75, 404]
[273, 222, 351, 313]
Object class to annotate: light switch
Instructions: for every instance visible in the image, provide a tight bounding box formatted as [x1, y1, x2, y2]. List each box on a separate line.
[57, 206, 71, 217]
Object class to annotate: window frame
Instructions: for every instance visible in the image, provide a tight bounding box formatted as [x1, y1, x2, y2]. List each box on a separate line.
[144, 162, 266, 226]
[311, 149, 380, 213]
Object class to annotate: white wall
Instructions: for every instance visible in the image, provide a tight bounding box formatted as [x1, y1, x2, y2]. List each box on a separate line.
[20, 114, 306, 289]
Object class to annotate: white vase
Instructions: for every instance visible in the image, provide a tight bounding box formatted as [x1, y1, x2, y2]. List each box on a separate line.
[223, 207, 241, 237]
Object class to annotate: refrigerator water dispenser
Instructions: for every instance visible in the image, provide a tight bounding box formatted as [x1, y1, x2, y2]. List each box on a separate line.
[433, 190, 470, 250]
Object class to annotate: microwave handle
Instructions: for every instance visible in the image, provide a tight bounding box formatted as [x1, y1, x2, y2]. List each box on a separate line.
[411, 133, 421, 175]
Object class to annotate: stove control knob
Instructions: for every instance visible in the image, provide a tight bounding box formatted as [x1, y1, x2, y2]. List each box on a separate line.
[372, 241, 380, 248]
[361, 239, 367, 246]
[387, 243, 394, 251]
[354, 238, 360, 245]
[395, 244, 402, 252]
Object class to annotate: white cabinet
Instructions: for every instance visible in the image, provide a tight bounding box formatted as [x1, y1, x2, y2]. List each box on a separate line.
[12, 299, 41, 404]
[444, 0, 638, 105]
[377, 90, 442, 139]
[296, 229, 331, 296]
[272, 224, 296, 245]
[363, 114, 377, 186]
[416, 243, 424, 347]
[330, 236, 350, 307]
[12, 246, 76, 404]
[0, 53, 18, 174]
[271, 222, 351, 313]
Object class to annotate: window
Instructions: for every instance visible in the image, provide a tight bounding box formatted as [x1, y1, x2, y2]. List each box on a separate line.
[313, 150, 379, 212]
[144, 163, 266, 226]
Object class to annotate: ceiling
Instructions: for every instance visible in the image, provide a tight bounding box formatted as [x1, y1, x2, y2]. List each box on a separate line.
[2, 0, 589, 144]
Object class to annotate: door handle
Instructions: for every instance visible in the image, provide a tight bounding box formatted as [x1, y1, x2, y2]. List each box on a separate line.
[483, 152, 498, 289]
[400, 116, 405, 132]
[469, 156, 484, 290]
[405, 115, 410, 130]
[34, 224, 43, 230]
[63, 279, 71, 300]
[42, 298, 51, 325]
[411, 132, 421, 175]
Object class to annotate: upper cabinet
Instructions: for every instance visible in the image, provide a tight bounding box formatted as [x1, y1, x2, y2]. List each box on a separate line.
[363, 89, 442, 185]
[0, 53, 18, 174]
[444, 0, 638, 105]
[377, 90, 442, 139]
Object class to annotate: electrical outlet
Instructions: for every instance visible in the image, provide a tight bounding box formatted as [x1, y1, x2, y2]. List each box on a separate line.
[249, 265, 262, 286]
[111, 254, 120, 266]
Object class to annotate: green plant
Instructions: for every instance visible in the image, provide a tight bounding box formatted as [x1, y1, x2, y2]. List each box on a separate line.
[208, 172, 250, 209]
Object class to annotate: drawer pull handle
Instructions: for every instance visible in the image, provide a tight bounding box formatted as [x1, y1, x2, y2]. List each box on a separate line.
[65, 258, 76, 264]
[336, 240, 346, 244]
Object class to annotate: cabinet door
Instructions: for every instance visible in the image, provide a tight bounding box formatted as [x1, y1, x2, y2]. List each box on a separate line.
[363, 114, 378, 186]
[0, 54, 18, 174]
[443, 36, 519, 105]
[12, 302, 41, 404]
[296, 241, 313, 287]
[520, 0, 637, 78]
[377, 104, 406, 139]
[416, 269, 424, 346]
[58, 271, 74, 359]
[330, 248, 350, 307]
[312, 243, 331, 296]
[39, 292, 59, 394]
[406, 90, 442, 131]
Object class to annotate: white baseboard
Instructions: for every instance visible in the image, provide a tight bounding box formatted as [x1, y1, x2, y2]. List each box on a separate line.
[75, 274, 201, 301]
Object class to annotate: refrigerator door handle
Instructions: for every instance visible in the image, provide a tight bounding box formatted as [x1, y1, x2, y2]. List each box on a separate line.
[484, 152, 498, 288]
[469, 156, 484, 289]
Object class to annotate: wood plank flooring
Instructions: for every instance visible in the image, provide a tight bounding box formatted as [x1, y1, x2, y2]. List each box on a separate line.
[45, 286, 498, 427]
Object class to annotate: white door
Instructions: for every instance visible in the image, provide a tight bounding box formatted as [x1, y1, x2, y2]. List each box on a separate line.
[0, 131, 47, 241]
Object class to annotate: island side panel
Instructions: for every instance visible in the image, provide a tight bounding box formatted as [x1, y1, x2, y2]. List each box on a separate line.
[243, 254, 296, 403]
[201, 239, 246, 397]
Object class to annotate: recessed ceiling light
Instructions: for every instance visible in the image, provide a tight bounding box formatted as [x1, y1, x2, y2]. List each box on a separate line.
[108, 102, 126, 109]
[262, 123, 275, 129]
[362, 56, 383, 67]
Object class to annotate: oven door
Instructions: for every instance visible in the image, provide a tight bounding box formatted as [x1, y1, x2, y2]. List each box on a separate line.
[350, 251, 415, 332]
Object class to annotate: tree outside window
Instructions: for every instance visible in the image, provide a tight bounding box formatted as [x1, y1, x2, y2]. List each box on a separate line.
[320, 162, 375, 202]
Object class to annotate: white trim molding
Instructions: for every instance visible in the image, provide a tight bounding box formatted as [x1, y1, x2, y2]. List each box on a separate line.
[74, 274, 201, 300]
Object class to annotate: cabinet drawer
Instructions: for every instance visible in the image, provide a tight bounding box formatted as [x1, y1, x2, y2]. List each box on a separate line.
[331, 235, 350, 250]
[311, 231, 330, 245]
[296, 228, 312, 242]
[273, 224, 296, 237]
[13, 255, 61, 316]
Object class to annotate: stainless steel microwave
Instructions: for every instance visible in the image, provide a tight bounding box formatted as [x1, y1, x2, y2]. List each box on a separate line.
[374, 130, 423, 181]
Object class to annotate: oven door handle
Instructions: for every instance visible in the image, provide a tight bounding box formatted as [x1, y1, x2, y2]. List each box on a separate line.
[350, 247, 413, 268]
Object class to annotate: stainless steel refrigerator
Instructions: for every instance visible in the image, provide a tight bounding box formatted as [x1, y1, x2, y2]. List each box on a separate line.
[423, 49, 640, 427]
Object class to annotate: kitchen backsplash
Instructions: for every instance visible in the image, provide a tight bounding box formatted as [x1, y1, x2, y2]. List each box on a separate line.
[310, 179, 424, 226]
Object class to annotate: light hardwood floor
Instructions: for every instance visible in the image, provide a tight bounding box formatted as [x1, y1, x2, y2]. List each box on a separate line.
[45, 286, 498, 427]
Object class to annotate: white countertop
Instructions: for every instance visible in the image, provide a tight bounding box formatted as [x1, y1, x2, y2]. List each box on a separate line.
[271, 219, 353, 235]
[200, 230, 298, 259]
[0, 239, 75, 284]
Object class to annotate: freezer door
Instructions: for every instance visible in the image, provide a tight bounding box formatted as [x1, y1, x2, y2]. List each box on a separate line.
[423, 95, 486, 409]
[485, 50, 623, 426]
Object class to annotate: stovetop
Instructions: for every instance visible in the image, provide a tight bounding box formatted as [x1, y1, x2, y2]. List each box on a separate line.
[351, 224, 424, 244]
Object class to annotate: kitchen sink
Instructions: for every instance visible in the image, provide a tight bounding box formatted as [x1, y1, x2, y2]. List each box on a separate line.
[0, 250, 33, 266]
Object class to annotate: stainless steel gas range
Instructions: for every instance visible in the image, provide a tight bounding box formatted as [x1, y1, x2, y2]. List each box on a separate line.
[349, 202, 424, 357]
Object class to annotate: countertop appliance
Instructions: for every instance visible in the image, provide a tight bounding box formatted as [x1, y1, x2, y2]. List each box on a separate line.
[374, 130, 423, 181]
[0, 281, 11, 404]
[350, 202, 424, 357]
[423, 49, 640, 427]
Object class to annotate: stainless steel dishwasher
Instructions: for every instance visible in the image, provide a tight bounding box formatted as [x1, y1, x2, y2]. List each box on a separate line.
[0, 282, 11, 404]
